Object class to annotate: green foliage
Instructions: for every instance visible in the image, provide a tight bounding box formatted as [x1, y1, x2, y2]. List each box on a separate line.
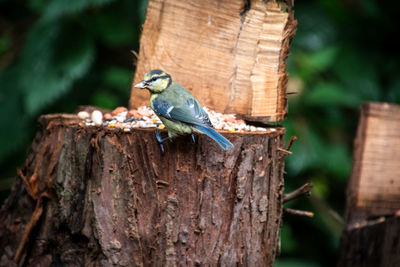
[281, 1, 400, 266]
[0, 0, 147, 201]
[20, 21, 95, 114]
[104, 66, 132, 94]
[91, 90, 119, 110]
[41, 0, 116, 22]
[0, 36, 11, 56]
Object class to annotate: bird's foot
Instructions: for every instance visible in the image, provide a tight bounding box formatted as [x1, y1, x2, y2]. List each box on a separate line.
[155, 130, 169, 153]
[191, 134, 196, 144]
[155, 129, 163, 143]
[155, 130, 169, 143]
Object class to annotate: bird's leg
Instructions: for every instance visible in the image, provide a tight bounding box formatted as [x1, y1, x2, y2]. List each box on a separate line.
[155, 130, 169, 143]
[191, 134, 196, 144]
[155, 130, 169, 153]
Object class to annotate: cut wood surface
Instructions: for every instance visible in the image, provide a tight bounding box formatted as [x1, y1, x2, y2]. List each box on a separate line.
[130, 0, 296, 122]
[339, 102, 400, 267]
[345, 102, 400, 224]
[0, 114, 286, 266]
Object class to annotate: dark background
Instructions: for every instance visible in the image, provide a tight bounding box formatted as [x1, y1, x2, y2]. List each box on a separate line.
[1, 0, 399, 266]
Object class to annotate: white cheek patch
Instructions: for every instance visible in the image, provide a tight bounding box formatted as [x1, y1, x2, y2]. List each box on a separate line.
[151, 78, 162, 86]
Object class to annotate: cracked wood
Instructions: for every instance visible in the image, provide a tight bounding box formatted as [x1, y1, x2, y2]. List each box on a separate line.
[130, 0, 297, 122]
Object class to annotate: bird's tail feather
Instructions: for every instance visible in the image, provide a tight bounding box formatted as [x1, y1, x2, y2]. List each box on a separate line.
[194, 125, 234, 150]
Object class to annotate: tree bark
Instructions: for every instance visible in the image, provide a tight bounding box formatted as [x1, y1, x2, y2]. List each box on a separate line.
[338, 102, 400, 267]
[0, 114, 286, 266]
[338, 216, 400, 267]
[130, 0, 297, 122]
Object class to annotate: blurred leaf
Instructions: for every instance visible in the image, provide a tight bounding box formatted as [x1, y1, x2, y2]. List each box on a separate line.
[304, 46, 339, 72]
[285, 119, 351, 181]
[281, 224, 297, 253]
[387, 77, 400, 103]
[28, 0, 47, 13]
[42, 0, 116, 21]
[292, 4, 336, 51]
[284, 123, 323, 175]
[0, 68, 27, 161]
[294, 46, 338, 82]
[86, 13, 137, 45]
[92, 90, 118, 109]
[360, 0, 381, 17]
[333, 49, 381, 101]
[325, 144, 351, 179]
[138, 0, 149, 23]
[21, 21, 94, 115]
[304, 82, 361, 107]
[0, 35, 11, 56]
[104, 66, 132, 93]
[309, 195, 344, 239]
[310, 177, 329, 198]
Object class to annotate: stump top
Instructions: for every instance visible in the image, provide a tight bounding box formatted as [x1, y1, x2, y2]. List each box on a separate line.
[39, 113, 285, 137]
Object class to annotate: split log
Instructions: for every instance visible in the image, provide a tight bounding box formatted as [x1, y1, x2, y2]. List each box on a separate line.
[338, 102, 400, 266]
[0, 114, 286, 266]
[130, 0, 297, 122]
[344, 102, 400, 223]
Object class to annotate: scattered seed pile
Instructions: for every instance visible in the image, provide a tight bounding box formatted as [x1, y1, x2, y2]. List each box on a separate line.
[77, 106, 275, 133]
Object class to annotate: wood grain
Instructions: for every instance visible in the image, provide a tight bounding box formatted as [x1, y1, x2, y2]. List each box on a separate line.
[130, 0, 296, 122]
[346, 102, 400, 223]
[339, 102, 400, 266]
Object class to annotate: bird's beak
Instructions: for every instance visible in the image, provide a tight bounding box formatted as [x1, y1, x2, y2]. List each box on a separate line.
[134, 80, 147, 89]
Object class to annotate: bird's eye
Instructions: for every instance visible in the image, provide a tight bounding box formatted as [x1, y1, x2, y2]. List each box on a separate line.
[148, 77, 158, 83]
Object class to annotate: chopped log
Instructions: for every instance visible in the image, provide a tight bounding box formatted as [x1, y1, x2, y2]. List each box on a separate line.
[338, 102, 400, 266]
[130, 0, 297, 122]
[345, 102, 400, 224]
[0, 114, 286, 266]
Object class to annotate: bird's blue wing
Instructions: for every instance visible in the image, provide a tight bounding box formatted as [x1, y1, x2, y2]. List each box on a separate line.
[194, 125, 234, 150]
[152, 97, 213, 128]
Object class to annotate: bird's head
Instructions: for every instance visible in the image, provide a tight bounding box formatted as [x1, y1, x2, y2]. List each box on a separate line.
[134, 69, 172, 93]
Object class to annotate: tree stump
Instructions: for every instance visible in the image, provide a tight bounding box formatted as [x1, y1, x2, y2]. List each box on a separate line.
[338, 216, 400, 267]
[338, 102, 400, 266]
[0, 114, 286, 266]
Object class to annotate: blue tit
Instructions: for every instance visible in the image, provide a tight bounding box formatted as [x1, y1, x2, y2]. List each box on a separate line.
[134, 69, 234, 152]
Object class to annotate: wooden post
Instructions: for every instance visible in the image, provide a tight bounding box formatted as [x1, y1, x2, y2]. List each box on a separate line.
[338, 102, 400, 266]
[0, 115, 286, 266]
[130, 0, 296, 122]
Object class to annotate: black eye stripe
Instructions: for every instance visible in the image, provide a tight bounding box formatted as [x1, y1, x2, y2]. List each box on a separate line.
[146, 75, 170, 83]
[146, 77, 158, 83]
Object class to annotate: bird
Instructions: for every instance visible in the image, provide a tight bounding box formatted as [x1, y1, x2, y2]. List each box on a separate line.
[134, 69, 234, 153]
